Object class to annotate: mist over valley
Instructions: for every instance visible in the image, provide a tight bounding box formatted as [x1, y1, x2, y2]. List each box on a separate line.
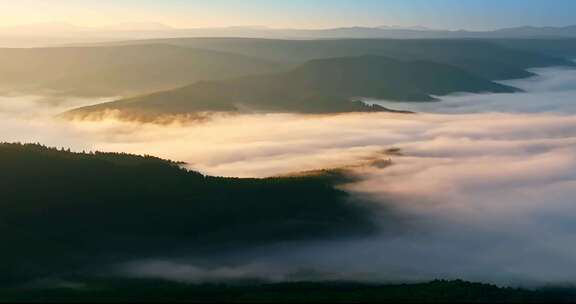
[4, 4, 576, 300]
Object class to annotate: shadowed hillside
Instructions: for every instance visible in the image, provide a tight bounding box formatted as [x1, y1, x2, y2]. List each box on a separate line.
[4, 279, 576, 303]
[2, 38, 572, 100]
[65, 55, 514, 119]
[0, 143, 379, 286]
[95, 38, 574, 80]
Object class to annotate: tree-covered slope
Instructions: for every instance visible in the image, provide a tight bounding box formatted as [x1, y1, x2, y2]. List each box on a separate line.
[66, 55, 514, 118]
[4, 279, 576, 303]
[0, 143, 376, 285]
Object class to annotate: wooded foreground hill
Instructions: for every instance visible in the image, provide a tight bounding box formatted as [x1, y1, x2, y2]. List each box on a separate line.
[0, 143, 379, 286]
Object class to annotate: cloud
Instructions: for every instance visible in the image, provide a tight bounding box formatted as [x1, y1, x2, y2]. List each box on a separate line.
[366, 66, 576, 114]
[120, 260, 292, 283]
[3, 66, 576, 286]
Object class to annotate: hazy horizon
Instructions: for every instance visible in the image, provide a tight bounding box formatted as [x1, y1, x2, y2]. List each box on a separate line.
[3, 0, 576, 31]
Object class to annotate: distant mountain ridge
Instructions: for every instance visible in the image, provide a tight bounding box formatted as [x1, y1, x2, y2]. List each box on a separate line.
[1, 37, 573, 107]
[492, 25, 576, 38]
[97, 38, 573, 80]
[3, 23, 576, 41]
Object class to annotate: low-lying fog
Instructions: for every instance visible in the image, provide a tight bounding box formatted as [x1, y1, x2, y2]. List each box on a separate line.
[3, 66, 576, 286]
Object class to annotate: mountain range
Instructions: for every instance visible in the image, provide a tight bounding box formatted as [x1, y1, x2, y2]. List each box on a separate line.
[66, 55, 516, 119]
[0, 36, 573, 118]
[105, 38, 573, 80]
[3, 23, 576, 42]
[2, 38, 573, 100]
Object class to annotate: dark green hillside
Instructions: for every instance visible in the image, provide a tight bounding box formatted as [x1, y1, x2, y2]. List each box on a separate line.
[66, 55, 514, 118]
[4, 279, 576, 303]
[0, 143, 377, 285]
[100, 37, 573, 80]
[0, 44, 285, 97]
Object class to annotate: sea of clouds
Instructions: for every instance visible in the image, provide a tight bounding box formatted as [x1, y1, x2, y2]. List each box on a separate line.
[2, 66, 576, 286]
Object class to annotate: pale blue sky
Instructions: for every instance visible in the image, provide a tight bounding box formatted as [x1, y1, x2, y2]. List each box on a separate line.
[3, 0, 575, 30]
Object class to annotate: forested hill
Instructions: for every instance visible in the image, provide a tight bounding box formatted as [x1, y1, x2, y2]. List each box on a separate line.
[5, 278, 576, 302]
[2, 38, 572, 100]
[93, 38, 575, 79]
[65, 55, 514, 119]
[0, 143, 377, 286]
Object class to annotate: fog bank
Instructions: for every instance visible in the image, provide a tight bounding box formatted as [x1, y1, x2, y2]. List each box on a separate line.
[3, 66, 576, 285]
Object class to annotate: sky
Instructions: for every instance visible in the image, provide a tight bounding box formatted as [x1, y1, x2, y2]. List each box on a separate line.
[2, 0, 576, 30]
